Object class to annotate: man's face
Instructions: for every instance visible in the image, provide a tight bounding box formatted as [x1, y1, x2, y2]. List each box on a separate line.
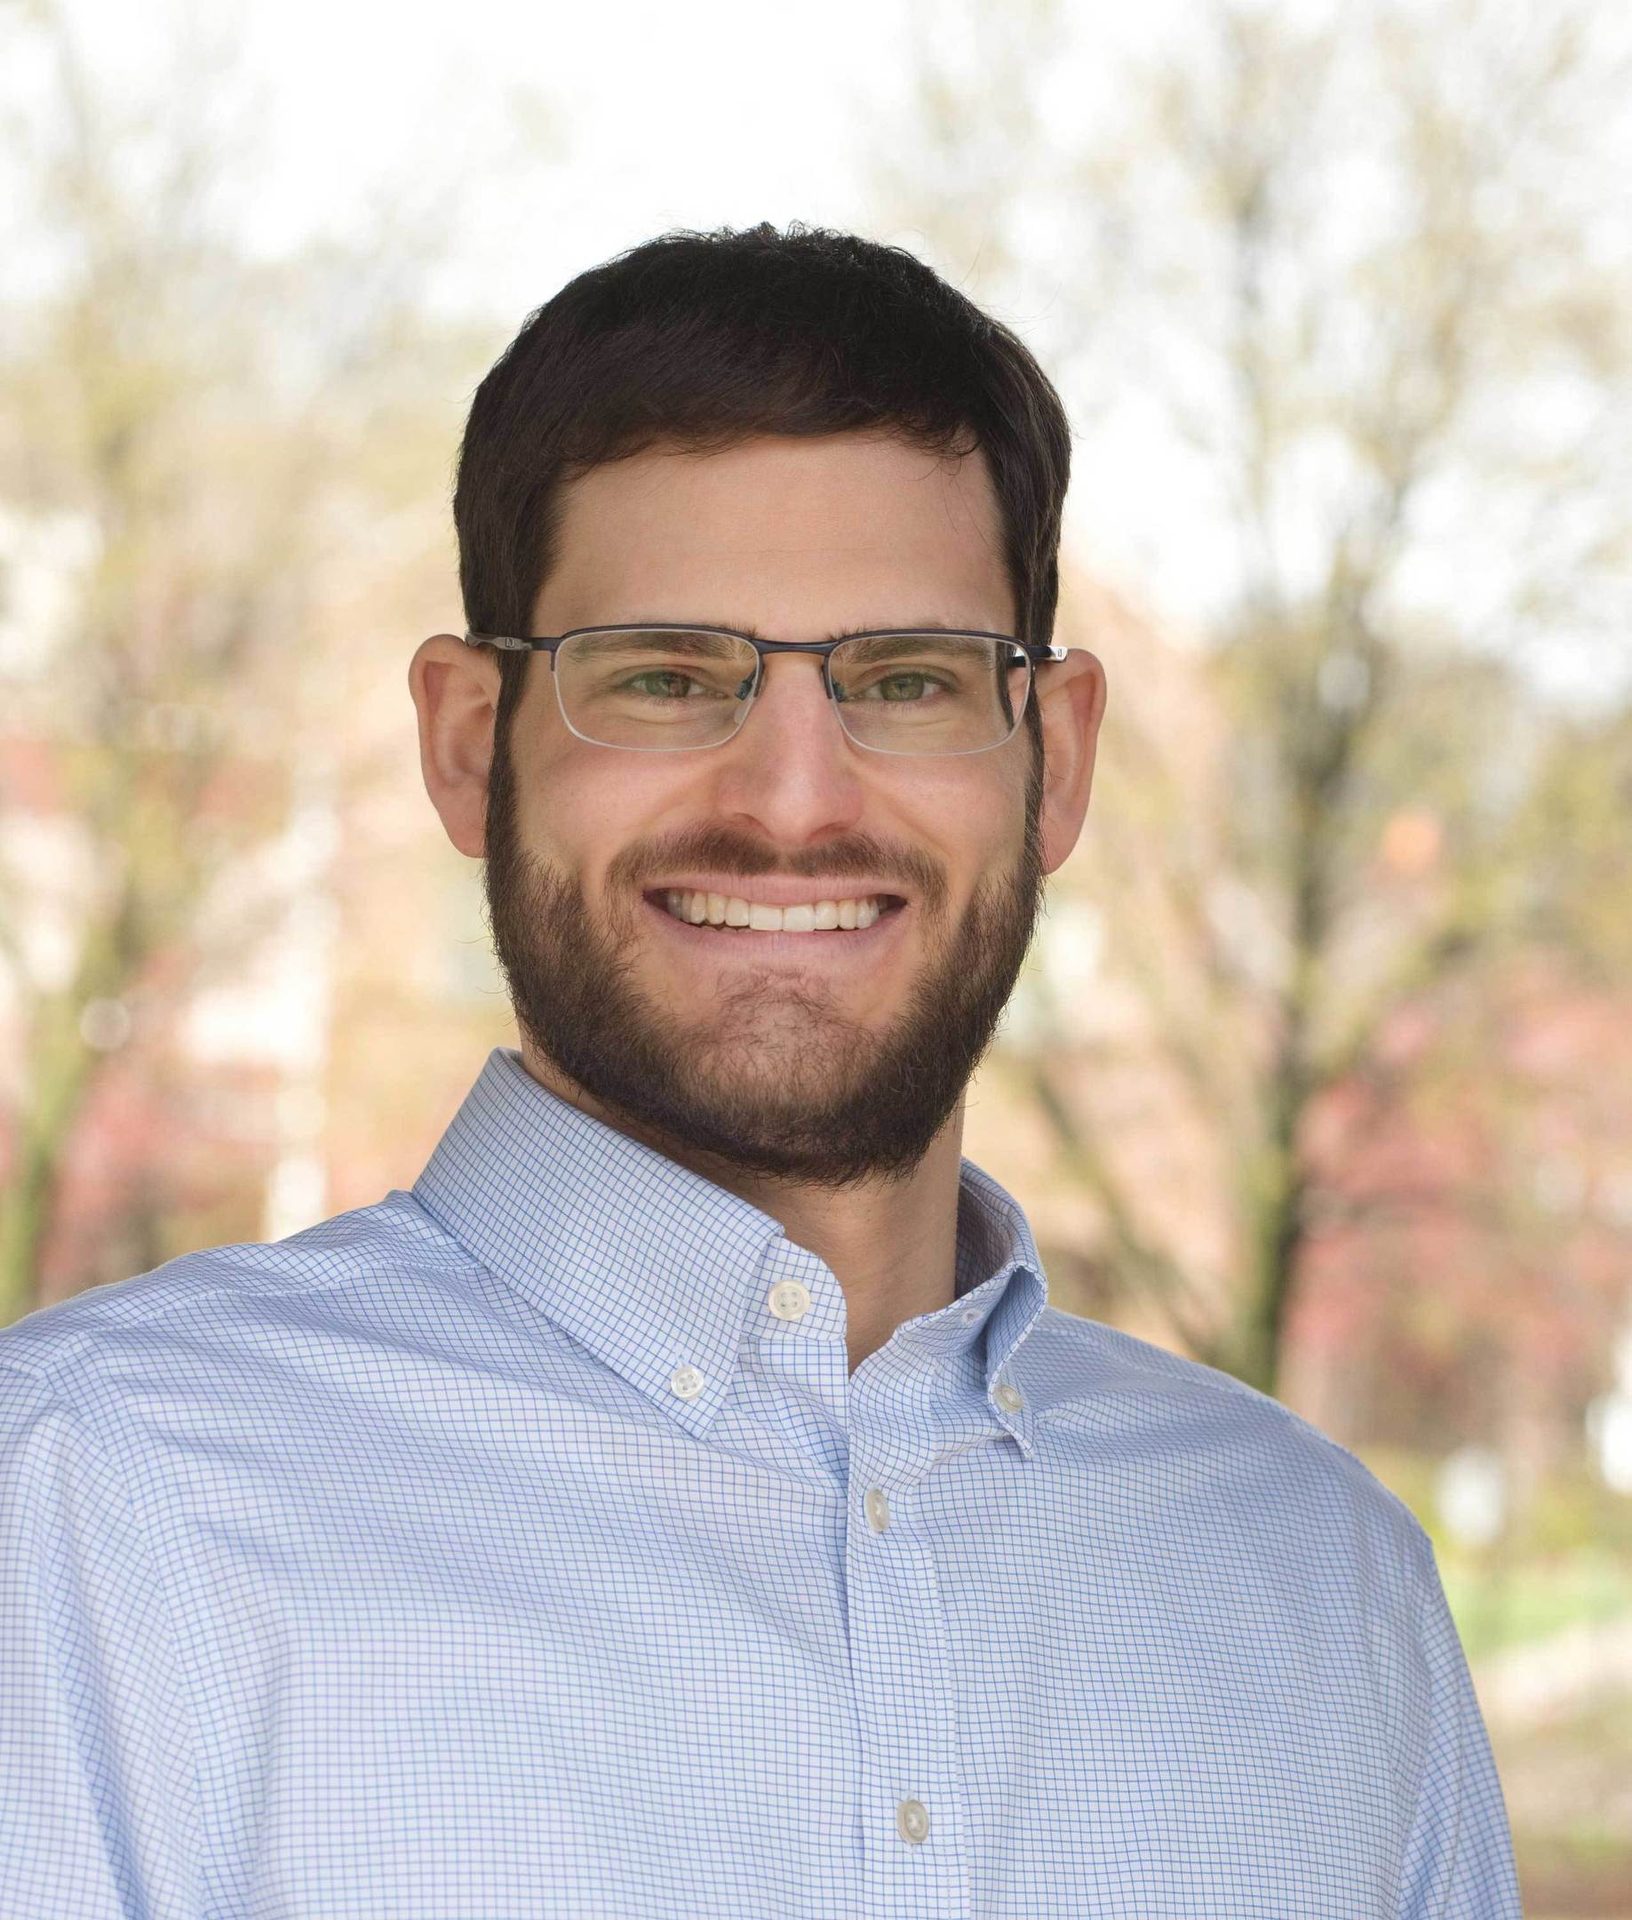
[483, 431, 1046, 1188]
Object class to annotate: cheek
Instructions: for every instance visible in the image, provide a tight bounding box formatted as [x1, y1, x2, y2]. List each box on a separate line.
[516, 742, 698, 886]
[907, 751, 1028, 850]
[895, 777, 1027, 920]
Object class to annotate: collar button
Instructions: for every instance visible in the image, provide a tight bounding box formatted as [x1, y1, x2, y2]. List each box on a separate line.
[767, 1280, 812, 1322]
[670, 1364, 705, 1400]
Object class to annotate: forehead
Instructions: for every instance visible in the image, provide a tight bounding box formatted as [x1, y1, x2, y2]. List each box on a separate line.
[536, 432, 1013, 636]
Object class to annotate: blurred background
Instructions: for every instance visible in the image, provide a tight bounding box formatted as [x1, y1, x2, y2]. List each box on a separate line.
[1, 0, 1629, 1904]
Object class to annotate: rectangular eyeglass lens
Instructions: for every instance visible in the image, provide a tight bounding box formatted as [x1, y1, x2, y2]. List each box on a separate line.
[833, 634, 1023, 751]
[558, 628, 755, 745]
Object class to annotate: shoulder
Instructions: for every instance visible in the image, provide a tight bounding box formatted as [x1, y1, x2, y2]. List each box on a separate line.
[1022, 1304, 1430, 1562]
[0, 1189, 472, 1413]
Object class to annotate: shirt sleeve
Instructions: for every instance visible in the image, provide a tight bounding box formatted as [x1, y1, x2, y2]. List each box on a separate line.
[0, 1359, 204, 1919]
[1394, 1524, 1524, 1920]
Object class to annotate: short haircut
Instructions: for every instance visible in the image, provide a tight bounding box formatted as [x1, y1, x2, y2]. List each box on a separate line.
[453, 221, 1072, 756]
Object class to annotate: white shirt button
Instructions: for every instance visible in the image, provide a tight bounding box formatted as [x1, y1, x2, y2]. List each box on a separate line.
[995, 1381, 1024, 1413]
[864, 1488, 890, 1532]
[670, 1364, 704, 1400]
[961, 1306, 981, 1325]
[896, 1798, 930, 1845]
[767, 1280, 811, 1321]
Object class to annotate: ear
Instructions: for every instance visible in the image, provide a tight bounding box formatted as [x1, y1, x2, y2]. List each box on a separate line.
[1035, 649, 1109, 876]
[407, 634, 502, 859]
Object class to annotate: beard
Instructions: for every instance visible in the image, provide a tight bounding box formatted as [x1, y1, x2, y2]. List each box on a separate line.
[482, 721, 1047, 1190]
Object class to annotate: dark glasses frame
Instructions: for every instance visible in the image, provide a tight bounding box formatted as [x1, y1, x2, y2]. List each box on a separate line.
[461, 623, 1069, 756]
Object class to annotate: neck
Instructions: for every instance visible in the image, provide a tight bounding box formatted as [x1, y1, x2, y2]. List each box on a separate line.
[515, 1042, 965, 1375]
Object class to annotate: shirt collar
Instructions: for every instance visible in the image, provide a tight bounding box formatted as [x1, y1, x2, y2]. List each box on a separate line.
[410, 1048, 1050, 1445]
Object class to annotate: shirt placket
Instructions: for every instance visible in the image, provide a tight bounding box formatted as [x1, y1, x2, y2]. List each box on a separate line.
[846, 1365, 971, 1920]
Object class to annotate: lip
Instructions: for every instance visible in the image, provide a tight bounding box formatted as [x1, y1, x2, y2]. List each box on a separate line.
[641, 893, 911, 963]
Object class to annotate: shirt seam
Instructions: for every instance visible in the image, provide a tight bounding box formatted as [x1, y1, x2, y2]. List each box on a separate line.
[1397, 1522, 1460, 1920]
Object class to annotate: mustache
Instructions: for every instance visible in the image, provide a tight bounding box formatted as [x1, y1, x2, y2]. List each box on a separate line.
[606, 826, 948, 915]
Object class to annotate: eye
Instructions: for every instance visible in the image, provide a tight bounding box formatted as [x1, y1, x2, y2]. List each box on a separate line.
[623, 670, 706, 700]
[876, 672, 941, 702]
[841, 669, 953, 704]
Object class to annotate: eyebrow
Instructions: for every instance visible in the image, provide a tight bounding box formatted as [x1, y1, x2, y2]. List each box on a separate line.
[598, 618, 1000, 641]
[582, 628, 748, 657]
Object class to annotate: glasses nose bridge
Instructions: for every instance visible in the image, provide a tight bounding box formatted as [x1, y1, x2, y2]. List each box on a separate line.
[744, 638, 845, 704]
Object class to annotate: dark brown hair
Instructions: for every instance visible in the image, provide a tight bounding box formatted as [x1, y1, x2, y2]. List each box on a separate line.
[453, 221, 1072, 756]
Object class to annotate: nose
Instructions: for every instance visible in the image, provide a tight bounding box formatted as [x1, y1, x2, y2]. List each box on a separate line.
[705, 653, 867, 842]
[740, 652, 854, 746]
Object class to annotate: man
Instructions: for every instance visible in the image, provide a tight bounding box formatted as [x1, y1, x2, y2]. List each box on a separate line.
[1, 224, 1520, 1918]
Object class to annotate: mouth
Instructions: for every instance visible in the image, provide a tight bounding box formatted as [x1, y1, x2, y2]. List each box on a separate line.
[645, 887, 909, 933]
[639, 885, 911, 963]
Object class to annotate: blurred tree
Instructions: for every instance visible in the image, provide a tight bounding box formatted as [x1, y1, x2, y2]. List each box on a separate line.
[0, 0, 487, 1323]
[882, 0, 1632, 1396]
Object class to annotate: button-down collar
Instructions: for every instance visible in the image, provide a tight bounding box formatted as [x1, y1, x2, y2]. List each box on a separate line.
[410, 1048, 1048, 1446]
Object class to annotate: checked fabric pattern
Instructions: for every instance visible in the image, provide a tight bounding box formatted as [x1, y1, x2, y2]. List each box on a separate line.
[1, 1046, 1521, 1917]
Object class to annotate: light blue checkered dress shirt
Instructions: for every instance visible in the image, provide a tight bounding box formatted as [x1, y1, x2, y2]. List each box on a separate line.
[2, 1045, 1521, 1918]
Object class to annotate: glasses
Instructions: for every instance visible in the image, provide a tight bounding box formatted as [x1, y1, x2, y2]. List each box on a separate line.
[463, 624, 1066, 756]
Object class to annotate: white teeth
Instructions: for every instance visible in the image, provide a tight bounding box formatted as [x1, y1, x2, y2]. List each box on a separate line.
[662, 890, 892, 931]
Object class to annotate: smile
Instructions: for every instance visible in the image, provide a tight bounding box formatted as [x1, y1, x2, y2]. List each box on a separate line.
[658, 889, 902, 932]
[640, 888, 911, 962]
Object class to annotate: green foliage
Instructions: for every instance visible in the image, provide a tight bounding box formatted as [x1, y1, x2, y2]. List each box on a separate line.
[1440, 1550, 1632, 1663]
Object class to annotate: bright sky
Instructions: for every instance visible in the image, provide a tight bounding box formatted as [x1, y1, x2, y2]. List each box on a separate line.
[233, 0, 898, 294]
[53, 0, 940, 302]
[218, 0, 1190, 295]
